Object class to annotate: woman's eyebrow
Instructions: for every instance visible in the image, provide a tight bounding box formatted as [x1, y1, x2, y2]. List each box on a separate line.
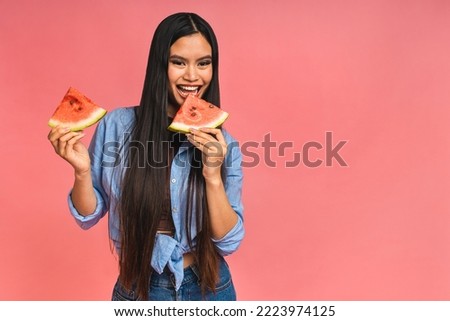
[169, 55, 185, 60]
[197, 55, 212, 60]
[169, 54, 212, 61]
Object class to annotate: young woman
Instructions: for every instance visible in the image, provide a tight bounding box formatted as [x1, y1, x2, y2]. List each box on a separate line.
[48, 12, 244, 301]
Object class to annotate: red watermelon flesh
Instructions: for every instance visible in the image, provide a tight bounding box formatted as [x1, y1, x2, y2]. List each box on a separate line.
[48, 87, 107, 131]
[168, 94, 228, 133]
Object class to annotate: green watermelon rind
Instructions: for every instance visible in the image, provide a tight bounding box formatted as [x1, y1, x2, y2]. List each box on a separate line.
[48, 108, 107, 132]
[168, 111, 229, 133]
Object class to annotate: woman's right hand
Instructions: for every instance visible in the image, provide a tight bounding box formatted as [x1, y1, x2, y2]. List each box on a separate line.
[47, 126, 91, 175]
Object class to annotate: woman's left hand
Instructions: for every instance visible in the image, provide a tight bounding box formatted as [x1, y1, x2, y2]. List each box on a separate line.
[186, 128, 227, 182]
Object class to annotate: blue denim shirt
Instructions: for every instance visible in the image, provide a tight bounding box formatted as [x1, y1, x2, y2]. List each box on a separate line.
[67, 107, 244, 290]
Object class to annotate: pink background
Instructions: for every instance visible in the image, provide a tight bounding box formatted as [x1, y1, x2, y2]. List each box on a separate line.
[1, 0, 450, 300]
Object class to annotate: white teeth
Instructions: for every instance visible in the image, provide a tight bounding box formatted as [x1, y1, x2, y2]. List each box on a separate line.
[179, 85, 199, 91]
[177, 85, 200, 98]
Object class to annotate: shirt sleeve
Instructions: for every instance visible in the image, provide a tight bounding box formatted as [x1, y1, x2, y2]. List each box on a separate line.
[211, 135, 245, 255]
[67, 116, 110, 230]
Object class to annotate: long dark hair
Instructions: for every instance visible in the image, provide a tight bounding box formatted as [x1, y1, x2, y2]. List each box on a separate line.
[118, 12, 221, 299]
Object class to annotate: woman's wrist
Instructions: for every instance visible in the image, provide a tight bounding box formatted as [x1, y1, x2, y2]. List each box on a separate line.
[74, 168, 91, 181]
[204, 175, 223, 188]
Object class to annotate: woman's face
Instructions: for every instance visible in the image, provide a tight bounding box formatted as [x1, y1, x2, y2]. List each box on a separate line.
[167, 33, 213, 117]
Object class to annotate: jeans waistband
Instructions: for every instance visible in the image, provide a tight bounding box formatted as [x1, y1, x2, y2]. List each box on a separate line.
[151, 264, 200, 288]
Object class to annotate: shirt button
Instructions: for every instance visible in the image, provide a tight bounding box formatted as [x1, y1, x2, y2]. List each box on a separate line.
[171, 178, 176, 184]
[172, 207, 177, 213]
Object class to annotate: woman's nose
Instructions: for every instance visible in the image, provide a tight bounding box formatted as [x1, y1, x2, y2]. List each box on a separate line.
[183, 66, 199, 81]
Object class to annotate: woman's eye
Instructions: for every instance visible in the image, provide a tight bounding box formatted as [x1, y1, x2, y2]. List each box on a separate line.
[198, 60, 212, 67]
[170, 59, 185, 66]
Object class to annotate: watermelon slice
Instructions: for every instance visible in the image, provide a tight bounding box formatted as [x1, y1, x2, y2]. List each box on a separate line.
[168, 94, 228, 133]
[48, 87, 107, 131]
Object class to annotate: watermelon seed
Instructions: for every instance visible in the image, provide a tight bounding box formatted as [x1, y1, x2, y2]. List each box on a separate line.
[191, 112, 197, 117]
[70, 100, 75, 105]
[209, 104, 214, 108]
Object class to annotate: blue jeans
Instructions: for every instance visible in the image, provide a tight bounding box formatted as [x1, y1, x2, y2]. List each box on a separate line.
[112, 257, 236, 301]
